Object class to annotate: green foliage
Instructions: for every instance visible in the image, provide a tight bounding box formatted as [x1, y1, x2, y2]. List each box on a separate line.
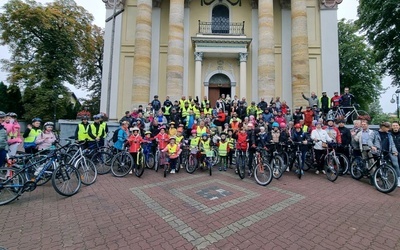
[6, 84, 24, 117]
[357, 0, 400, 84]
[0, 82, 8, 111]
[338, 19, 383, 111]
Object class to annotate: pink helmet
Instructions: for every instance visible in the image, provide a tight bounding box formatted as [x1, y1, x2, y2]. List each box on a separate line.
[191, 129, 197, 134]
[279, 122, 286, 128]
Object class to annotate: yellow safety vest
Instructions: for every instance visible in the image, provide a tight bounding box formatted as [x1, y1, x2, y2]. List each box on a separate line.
[196, 126, 207, 138]
[192, 106, 201, 119]
[90, 124, 105, 140]
[200, 139, 211, 153]
[181, 106, 191, 118]
[77, 123, 90, 141]
[167, 144, 178, 155]
[176, 135, 184, 144]
[218, 141, 229, 156]
[227, 137, 235, 149]
[164, 105, 171, 115]
[190, 137, 200, 149]
[100, 122, 107, 137]
[203, 108, 213, 115]
[24, 128, 42, 143]
[302, 125, 308, 133]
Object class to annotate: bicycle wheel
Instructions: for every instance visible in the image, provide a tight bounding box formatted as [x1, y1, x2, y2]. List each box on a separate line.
[154, 151, 159, 172]
[209, 160, 212, 176]
[272, 155, 284, 179]
[0, 167, 24, 205]
[254, 163, 273, 186]
[145, 153, 155, 169]
[325, 155, 339, 182]
[350, 157, 363, 180]
[164, 163, 170, 178]
[186, 155, 197, 174]
[303, 151, 313, 171]
[91, 151, 112, 175]
[373, 164, 397, 193]
[211, 148, 219, 166]
[75, 158, 97, 185]
[51, 164, 81, 197]
[296, 154, 302, 179]
[352, 110, 370, 122]
[135, 153, 145, 178]
[337, 153, 349, 176]
[111, 152, 133, 177]
[237, 155, 245, 179]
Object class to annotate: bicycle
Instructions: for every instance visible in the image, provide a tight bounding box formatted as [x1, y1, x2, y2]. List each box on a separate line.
[110, 147, 134, 177]
[350, 150, 398, 193]
[142, 142, 155, 169]
[235, 146, 248, 180]
[323, 143, 341, 182]
[289, 141, 306, 179]
[253, 147, 273, 186]
[265, 143, 285, 179]
[186, 147, 200, 174]
[330, 105, 370, 123]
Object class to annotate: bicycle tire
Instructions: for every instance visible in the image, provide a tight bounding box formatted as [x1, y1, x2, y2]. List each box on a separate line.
[145, 153, 155, 169]
[303, 151, 313, 171]
[164, 164, 169, 178]
[296, 154, 302, 179]
[351, 110, 370, 123]
[337, 153, 349, 175]
[272, 155, 284, 179]
[325, 155, 339, 182]
[75, 158, 97, 185]
[51, 164, 81, 197]
[175, 157, 181, 173]
[373, 164, 397, 193]
[91, 151, 112, 175]
[0, 167, 24, 205]
[211, 148, 219, 166]
[186, 155, 197, 174]
[135, 153, 145, 178]
[350, 157, 363, 180]
[24, 155, 53, 186]
[237, 155, 245, 179]
[154, 151, 159, 172]
[111, 152, 133, 177]
[209, 161, 212, 176]
[254, 163, 273, 186]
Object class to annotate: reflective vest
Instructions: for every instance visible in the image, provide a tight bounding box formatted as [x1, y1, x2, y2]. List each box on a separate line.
[196, 126, 207, 138]
[24, 128, 42, 143]
[7, 129, 18, 140]
[190, 137, 200, 149]
[179, 99, 188, 109]
[90, 124, 105, 140]
[200, 139, 211, 153]
[202, 100, 210, 108]
[166, 144, 178, 155]
[164, 105, 171, 115]
[100, 122, 107, 137]
[176, 135, 184, 144]
[77, 123, 90, 141]
[302, 125, 309, 133]
[203, 108, 213, 115]
[218, 141, 229, 156]
[227, 137, 235, 150]
[181, 106, 191, 118]
[192, 106, 200, 119]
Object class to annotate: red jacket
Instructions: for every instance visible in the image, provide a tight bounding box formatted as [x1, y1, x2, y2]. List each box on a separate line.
[128, 134, 143, 153]
[154, 132, 170, 149]
[236, 132, 248, 151]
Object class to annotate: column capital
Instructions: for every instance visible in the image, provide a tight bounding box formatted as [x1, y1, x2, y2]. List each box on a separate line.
[194, 52, 204, 61]
[239, 52, 248, 62]
[320, 0, 343, 10]
[103, 0, 126, 9]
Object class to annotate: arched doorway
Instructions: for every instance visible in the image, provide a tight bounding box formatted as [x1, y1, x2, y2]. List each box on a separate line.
[208, 73, 231, 106]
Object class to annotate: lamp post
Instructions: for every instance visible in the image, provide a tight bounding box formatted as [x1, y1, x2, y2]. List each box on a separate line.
[53, 94, 64, 130]
[390, 89, 400, 119]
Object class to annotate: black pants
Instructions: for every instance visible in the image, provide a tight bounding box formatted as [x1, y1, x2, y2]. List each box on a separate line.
[314, 149, 325, 171]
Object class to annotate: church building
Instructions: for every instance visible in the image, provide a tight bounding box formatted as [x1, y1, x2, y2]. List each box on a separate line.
[100, 0, 342, 120]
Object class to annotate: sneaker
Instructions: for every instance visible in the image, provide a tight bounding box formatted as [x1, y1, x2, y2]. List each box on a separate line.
[301, 170, 304, 175]
[322, 170, 326, 175]
[397, 177, 400, 187]
[223, 167, 227, 171]
[315, 170, 319, 175]
[235, 169, 238, 174]
[129, 170, 133, 175]
[218, 167, 222, 171]
[286, 167, 289, 172]
[170, 169, 176, 174]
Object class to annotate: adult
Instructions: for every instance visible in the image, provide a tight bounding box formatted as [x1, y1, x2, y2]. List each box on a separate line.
[330, 91, 341, 108]
[75, 116, 91, 148]
[302, 92, 319, 108]
[390, 121, 400, 186]
[23, 117, 42, 154]
[337, 120, 351, 160]
[340, 87, 356, 107]
[119, 111, 132, 125]
[354, 120, 375, 165]
[88, 115, 106, 148]
[311, 121, 333, 174]
[113, 121, 129, 151]
[151, 95, 162, 113]
[163, 96, 173, 107]
[257, 98, 268, 111]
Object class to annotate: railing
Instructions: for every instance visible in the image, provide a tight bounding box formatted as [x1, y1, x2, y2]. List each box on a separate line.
[198, 20, 245, 35]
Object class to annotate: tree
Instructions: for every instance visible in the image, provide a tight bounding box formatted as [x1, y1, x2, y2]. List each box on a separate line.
[0, 0, 101, 119]
[0, 82, 8, 111]
[6, 84, 24, 117]
[358, 0, 400, 84]
[338, 19, 383, 112]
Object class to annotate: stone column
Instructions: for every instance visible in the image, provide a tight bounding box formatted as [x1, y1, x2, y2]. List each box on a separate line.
[291, 0, 309, 108]
[131, 0, 153, 106]
[258, 0, 275, 101]
[166, 0, 185, 102]
[194, 52, 203, 99]
[239, 53, 248, 99]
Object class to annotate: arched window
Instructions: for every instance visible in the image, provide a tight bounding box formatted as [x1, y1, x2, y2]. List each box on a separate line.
[212, 5, 229, 34]
[209, 73, 230, 85]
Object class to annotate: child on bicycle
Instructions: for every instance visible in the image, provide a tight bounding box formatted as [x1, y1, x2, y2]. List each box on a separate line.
[227, 129, 236, 168]
[154, 126, 169, 150]
[290, 123, 310, 175]
[199, 133, 212, 167]
[128, 127, 143, 174]
[216, 132, 230, 171]
[162, 137, 181, 174]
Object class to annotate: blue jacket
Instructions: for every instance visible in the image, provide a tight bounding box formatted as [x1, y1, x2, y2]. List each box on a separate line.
[113, 127, 128, 150]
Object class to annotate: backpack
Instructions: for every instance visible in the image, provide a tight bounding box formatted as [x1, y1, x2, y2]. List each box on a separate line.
[112, 128, 121, 143]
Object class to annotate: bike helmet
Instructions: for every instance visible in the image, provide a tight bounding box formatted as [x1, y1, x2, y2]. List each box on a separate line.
[294, 123, 301, 129]
[93, 115, 100, 120]
[272, 122, 279, 128]
[32, 117, 42, 123]
[202, 133, 208, 138]
[145, 130, 152, 135]
[191, 129, 197, 134]
[6, 112, 17, 118]
[0, 111, 6, 118]
[159, 125, 166, 130]
[81, 116, 89, 120]
[169, 136, 176, 141]
[130, 127, 140, 132]
[44, 122, 54, 127]
[279, 122, 286, 129]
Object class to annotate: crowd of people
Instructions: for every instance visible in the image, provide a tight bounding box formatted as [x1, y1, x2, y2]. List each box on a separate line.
[1, 87, 399, 186]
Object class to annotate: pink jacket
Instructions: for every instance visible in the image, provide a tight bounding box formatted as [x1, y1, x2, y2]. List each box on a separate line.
[3, 121, 22, 145]
[35, 131, 57, 150]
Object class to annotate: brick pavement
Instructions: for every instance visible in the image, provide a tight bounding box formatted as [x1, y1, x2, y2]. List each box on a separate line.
[0, 167, 400, 250]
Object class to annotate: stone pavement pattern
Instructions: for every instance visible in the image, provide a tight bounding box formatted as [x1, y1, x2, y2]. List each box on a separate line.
[1, 168, 400, 250]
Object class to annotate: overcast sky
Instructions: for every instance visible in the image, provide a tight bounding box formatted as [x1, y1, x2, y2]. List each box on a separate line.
[0, 0, 395, 112]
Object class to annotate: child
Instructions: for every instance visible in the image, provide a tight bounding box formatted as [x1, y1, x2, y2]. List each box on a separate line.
[217, 132, 230, 171]
[199, 133, 212, 167]
[35, 122, 57, 151]
[227, 129, 236, 168]
[162, 137, 181, 174]
[168, 121, 177, 137]
[154, 126, 170, 150]
[128, 127, 143, 174]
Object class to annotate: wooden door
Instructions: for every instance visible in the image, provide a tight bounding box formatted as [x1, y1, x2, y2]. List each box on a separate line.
[209, 87, 220, 108]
